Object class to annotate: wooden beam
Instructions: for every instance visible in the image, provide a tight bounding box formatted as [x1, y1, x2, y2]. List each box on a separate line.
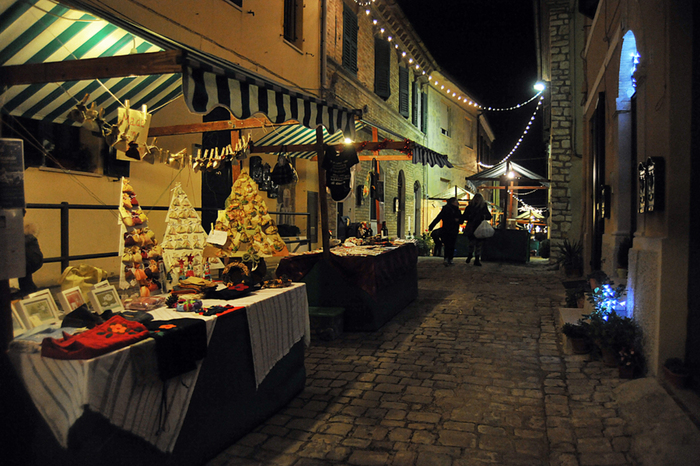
[251, 140, 411, 154]
[477, 186, 548, 190]
[148, 119, 298, 137]
[0, 50, 183, 87]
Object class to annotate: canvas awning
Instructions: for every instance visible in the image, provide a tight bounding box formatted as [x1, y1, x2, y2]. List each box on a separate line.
[0, 0, 358, 138]
[466, 161, 549, 187]
[253, 121, 366, 159]
[428, 186, 471, 201]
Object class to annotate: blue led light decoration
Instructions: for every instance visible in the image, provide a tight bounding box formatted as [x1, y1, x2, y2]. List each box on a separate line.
[587, 281, 627, 318]
[620, 31, 640, 99]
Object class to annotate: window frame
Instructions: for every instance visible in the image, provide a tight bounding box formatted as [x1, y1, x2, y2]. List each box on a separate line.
[283, 0, 304, 49]
[342, 3, 358, 75]
[398, 66, 409, 118]
[374, 36, 391, 99]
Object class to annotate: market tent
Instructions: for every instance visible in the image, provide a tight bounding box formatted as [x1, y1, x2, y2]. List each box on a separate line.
[0, 0, 358, 138]
[428, 186, 472, 201]
[466, 161, 549, 187]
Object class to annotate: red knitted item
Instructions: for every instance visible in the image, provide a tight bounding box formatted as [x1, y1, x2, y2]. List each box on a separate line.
[41, 315, 149, 360]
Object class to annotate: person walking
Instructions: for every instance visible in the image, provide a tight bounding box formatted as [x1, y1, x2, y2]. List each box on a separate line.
[428, 197, 462, 266]
[461, 193, 492, 266]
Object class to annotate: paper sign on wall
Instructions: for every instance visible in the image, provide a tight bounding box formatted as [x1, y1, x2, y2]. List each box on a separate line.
[116, 105, 152, 162]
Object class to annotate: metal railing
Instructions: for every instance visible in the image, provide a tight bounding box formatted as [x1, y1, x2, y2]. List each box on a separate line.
[26, 202, 311, 271]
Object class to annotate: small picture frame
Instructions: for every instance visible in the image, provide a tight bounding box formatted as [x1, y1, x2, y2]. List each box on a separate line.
[17, 294, 61, 328]
[28, 289, 61, 317]
[11, 301, 28, 338]
[93, 280, 111, 289]
[88, 285, 124, 314]
[58, 286, 86, 313]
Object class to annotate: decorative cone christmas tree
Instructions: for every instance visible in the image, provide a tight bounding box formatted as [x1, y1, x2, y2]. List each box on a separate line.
[206, 171, 288, 283]
[161, 183, 209, 288]
[118, 178, 165, 295]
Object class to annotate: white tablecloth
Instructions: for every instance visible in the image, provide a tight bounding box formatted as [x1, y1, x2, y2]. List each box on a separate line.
[8, 283, 309, 452]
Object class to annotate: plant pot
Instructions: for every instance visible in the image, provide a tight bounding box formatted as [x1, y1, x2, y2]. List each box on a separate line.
[663, 366, 689, 389]
[569, 337, 590, 354]
[618, 364, 635, 379]
[601, 346, 618, 367]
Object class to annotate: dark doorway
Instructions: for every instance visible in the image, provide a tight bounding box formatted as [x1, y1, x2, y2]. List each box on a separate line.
[397, 170, 405, 238]
[591, 93, 606, 270]
[201, 107, 233, 231]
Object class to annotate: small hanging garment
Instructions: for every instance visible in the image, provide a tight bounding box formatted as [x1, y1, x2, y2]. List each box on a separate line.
[322, 145, 359, 202]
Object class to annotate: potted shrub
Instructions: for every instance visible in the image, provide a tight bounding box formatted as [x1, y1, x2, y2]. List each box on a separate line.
[565, 284, 586, 308]
[555, 239, 583, 277]
[415, 231, 434, 257]
[663, 358, 690, 388]
[618, 346, 644, 379]
[562, 322, 590, 354]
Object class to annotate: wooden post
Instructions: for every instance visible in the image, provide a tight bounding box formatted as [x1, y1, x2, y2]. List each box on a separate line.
[508, 181, 515, 224]
[316, 127, 330, 261]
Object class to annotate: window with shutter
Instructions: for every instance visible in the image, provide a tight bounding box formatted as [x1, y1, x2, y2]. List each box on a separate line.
[412, 81, 419, 126]
[399, 67, 409, 117]
[374, 37, 391, 99]
[283, 0, 303, 49]
[420, 91, 428, 133]
[342, 4, 358, 74]
[225, 0, 243, 7]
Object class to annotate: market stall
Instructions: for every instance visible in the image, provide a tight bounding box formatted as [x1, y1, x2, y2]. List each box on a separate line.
[464, 161, 549, 262]
[275, 242, 418, 332]
[8, 284, 309, 466]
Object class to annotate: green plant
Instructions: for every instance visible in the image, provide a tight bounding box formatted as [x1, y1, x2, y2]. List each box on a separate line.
[565, 285, 586, 308]
[584, 311, 639, 352]
[562, 322, 589, 339]
[415, 231, 434, 256]
[554, 239, 583, 272]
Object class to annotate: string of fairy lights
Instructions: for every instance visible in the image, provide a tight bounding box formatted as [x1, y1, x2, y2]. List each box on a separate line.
[478, 95, 544, 168]
[355, 0, 544, 114]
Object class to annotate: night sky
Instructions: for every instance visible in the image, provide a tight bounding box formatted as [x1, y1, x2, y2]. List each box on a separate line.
[396, 0, 548, 209]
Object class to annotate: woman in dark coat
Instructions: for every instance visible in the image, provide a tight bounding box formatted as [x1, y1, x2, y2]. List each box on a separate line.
[461, 193, 492, 266]
[428, 197, 462, 266]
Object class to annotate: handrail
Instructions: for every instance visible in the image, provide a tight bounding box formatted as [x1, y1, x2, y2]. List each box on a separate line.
[25, 202, 311, 271]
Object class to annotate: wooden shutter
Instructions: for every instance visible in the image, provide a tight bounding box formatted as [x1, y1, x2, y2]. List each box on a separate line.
[399, 67, 409, 117]
[412, 81, 419, 126]
[283, 0, 297, 43]
[374, 37, 391, 99]
[420, 91, 428, 133]
[343, 4, 358, 74]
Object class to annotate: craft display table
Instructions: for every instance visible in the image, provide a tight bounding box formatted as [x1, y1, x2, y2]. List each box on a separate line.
[276, 243, 418, 331]
[6, 284, 309, 466]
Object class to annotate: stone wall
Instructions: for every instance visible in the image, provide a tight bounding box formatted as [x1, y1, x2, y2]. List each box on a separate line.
[546, 1, 575, 249]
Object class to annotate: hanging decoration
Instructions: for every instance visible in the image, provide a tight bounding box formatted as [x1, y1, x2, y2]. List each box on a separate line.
[118, 178, 166, 296]
[478, 95, 544, 169]
[65, 94, 252, 171]
[360, 3, 544, 111]
[160, 183, 211, 290]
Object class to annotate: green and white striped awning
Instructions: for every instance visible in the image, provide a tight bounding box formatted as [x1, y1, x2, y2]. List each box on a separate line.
[0, 0, 182, 126]
[253, 120, 366, 159]
[1, 0, 359, 137]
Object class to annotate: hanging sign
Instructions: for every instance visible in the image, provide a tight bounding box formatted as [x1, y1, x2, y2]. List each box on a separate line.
[116, 104, 152, 162]
[638, 157, 664, 213]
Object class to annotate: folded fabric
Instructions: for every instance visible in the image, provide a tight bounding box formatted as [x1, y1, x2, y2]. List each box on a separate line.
[61, 304, 104, 329]
[145, 318, 208, 381]
[42, 315, 149, 360]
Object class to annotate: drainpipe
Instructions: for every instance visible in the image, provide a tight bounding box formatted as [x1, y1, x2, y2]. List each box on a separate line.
[320, 0, 328, 97]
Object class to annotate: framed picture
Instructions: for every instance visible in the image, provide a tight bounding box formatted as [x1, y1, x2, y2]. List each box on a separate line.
[28, 289, 61, 317]
[88, 286, 124, 314]
[17, 294, 61, 328]
[11, 301, 28, 337]
[58, 286, 86, 313]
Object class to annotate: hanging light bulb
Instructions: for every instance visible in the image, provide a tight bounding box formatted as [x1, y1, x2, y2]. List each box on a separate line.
[533, 82, 546, 92]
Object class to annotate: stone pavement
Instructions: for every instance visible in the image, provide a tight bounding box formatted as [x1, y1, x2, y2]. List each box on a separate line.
[208, 257, 700, 466]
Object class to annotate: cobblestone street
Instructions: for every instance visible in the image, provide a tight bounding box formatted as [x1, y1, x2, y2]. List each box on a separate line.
[208, 257, 698, 466]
